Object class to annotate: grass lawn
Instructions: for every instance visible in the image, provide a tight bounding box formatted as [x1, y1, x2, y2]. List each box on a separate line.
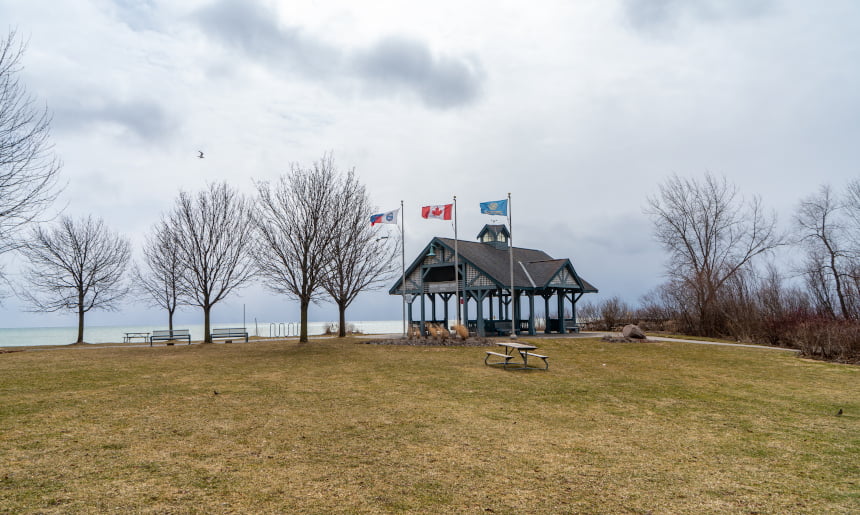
[0, 337, 857, 514]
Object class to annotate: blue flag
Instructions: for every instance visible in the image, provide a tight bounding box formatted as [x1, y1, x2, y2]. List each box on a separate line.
[480, 199, 507, 216]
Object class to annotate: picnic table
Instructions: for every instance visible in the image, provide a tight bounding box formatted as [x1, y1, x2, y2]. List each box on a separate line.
[484, 341, 549, 370]
[123, 332, 150, 343]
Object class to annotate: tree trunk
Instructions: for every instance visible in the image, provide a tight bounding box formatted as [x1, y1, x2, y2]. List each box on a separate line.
[204, 305, 212, 343]
[338, 299, 347, 338]
[828, 251, 850, 319]
[300, 297, 309, 343]
[76, 304, 85, 344]
[168, 309, 175, 332]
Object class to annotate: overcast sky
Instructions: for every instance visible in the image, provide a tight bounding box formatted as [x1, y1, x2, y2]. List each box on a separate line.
[1, 0, 859, 329]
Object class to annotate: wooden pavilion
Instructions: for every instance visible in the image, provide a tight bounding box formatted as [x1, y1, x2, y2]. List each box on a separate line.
[389, 224, 598, 336]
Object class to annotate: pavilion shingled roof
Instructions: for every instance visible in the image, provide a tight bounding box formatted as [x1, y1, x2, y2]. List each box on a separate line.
[435, 238, 597, 292]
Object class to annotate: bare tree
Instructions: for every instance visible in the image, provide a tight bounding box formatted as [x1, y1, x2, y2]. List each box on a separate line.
[321, 171, 397, 337]
[253, 155, 341, 343]
[135, 219, 184, 331]
[19, 216, 130, 344]
[796, 184, 859, 319]
[597, 295, 632, 331]
[0, 30, 62, 281]
[168, 182, 256, 343]
[645, 173, 781, 335]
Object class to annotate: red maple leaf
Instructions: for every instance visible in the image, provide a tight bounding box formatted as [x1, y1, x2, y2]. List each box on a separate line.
[432, 207, 442, 216]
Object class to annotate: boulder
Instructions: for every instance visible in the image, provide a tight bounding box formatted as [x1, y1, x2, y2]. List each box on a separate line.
[622, 324, 646, 339]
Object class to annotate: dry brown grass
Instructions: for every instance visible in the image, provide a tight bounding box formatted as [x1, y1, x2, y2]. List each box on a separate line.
[0, 337, 857, 513]
[452, 324, 469, 339]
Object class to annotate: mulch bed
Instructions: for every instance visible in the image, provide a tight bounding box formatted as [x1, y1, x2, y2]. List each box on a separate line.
[360, 337, 495, 347]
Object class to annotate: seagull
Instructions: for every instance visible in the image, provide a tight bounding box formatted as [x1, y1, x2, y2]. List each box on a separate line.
[198, 150, 204, 159]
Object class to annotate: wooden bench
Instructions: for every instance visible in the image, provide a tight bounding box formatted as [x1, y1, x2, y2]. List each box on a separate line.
[485, 351, 514, 368]
[210, 327, 249, 343]
[524, 352, 549, 370]
[150, 329, 191, 346]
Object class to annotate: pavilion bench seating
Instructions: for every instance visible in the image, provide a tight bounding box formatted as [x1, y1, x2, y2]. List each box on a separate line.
[150, 329, 191, 346]
[210, 328, 249, 342]
[492, 321, 512, 336]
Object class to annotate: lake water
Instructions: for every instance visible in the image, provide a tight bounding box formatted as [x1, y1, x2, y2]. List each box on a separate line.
[0, 320, 405, 347]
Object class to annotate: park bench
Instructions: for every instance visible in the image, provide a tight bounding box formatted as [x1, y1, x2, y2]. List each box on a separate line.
[210, 327, 249, 343]
[150, 329, 191, 346]
[492, 321, 512, 336]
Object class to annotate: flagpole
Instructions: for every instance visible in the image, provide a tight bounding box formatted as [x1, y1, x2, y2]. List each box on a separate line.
[401, 199, 406, 338]
[453, 195, 460, 327]
[508, 192, 517, 340]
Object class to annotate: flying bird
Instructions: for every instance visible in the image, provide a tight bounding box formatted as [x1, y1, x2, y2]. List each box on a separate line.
[198, 150, 204, 159]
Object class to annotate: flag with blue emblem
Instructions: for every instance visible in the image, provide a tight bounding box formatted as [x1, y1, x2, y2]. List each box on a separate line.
[370, 208, 399, 226]
[480, 199, 507, 216]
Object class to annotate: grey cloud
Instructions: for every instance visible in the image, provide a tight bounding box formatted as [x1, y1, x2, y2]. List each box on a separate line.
[109, 0, 161, 32]
[54, 98, 178, 142]
[193, 0, 341, 78]
[622, 0, 773, 33]
[353, 36, 483, 109]
[192, 0, 484, 109]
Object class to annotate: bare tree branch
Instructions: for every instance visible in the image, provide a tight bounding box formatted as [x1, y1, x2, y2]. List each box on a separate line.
[0, 29, 63, 277]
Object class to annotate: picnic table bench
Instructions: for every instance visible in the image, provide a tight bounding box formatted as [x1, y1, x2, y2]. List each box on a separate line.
[210, 327, 248, 342]
[485, 341, 549, 370]
[149, 329, 191, 346]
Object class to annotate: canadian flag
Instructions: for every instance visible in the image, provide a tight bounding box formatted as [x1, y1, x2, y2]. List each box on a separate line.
[421, 204, 453, 220]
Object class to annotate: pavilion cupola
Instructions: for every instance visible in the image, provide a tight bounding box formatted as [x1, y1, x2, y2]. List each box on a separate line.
[477, 224, 510, 250]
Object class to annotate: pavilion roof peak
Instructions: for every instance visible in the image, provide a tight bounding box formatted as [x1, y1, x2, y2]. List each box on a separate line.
[476, 224, 510, 249]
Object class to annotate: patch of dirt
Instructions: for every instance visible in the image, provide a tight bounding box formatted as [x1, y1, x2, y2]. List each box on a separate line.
[601, 336, 647, 343]
[360, 337, 495, 347]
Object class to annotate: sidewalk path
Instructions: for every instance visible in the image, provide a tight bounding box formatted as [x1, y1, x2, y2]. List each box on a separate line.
[591, 332, 800, 352]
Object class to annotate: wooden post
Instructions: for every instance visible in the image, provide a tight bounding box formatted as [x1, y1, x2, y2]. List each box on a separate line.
[476, 290, 485, 337]
[528, 292, 536, 335]
[420, 281, 426, 336]
[557, 290, 566, 334]
[543, 294, 551, 334]
[463, 292, 470, 333]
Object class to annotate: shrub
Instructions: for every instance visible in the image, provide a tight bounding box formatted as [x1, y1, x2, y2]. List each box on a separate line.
[793, 318, 860, 363]
[451, 324, 469, 339]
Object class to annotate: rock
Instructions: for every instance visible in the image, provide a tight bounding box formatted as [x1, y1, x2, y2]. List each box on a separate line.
[622, 324, 646, 339]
